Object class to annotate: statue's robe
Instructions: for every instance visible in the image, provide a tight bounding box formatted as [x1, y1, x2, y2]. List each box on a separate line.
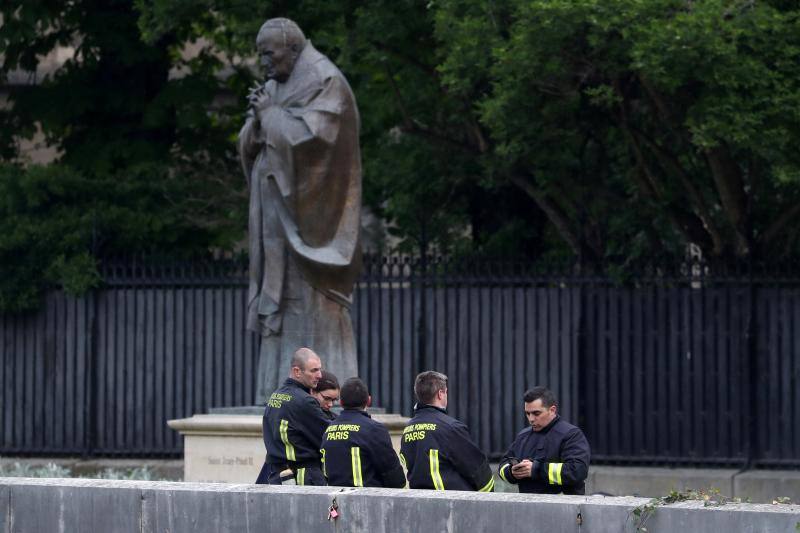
[238, 42, 362, 402]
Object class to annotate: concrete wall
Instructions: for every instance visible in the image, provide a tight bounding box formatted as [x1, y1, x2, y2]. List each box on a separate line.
[492, 465, 800, 504]
[2, 478, 799, 533]
[5, 458, 800, 504]
[584, 466, 800, 504]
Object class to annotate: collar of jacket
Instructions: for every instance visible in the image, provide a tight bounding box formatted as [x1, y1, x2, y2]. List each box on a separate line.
[537, 415, 561, 434]
[415, 404, 447, 415]
[284, 377, 311, 393]
[342, 408, 372, 419]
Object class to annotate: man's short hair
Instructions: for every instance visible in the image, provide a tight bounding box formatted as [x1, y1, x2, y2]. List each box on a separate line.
[290, 347, 318, 371]
[315, 370, 339, 393]
[414, 371, 448, 405]
[257, 18, 306, 51]
[340, 377, 369, 409]
[523, 386, 557, 408]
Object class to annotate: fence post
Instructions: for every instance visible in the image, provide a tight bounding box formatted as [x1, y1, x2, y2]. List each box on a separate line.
[576, 273, 588, 431]
[744, 260, 758, 469]
[416, 253, 428, 376]
[83, 289, 98, 458]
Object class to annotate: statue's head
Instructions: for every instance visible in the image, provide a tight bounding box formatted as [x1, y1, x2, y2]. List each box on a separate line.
[256, 18, 307, 83]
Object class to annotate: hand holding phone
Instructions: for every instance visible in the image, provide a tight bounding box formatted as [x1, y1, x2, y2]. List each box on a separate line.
[510, 458, 534, 479]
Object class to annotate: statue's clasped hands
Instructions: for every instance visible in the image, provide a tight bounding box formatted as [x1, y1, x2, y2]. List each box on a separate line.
[248, 82, 271, 113]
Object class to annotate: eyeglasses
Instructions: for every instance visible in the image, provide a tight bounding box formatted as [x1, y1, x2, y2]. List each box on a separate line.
[320, 394, 339, 403]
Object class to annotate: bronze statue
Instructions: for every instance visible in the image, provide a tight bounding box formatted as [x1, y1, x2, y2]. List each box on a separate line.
[238, 18, 362, 403]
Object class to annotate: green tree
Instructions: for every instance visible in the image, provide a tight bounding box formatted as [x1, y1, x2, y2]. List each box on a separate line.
[435, 0, 800, 263]
[0, 0, 248, 309]
[138, 0, 800, 263]
[0, 163, 210, 310]
[4, 0, 800, 313]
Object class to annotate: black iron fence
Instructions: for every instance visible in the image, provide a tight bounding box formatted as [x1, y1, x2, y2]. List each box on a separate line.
[1, 257, 798, 467]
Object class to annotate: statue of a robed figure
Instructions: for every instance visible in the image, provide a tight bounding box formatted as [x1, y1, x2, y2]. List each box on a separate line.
[238, 18, 362, 403]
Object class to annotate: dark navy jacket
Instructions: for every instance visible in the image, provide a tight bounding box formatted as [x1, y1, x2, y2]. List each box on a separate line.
[399, 404, 494, 492]
[498, 416, 590, 494]
[321, 409, 406, 488]
[263, 378, 331, 467]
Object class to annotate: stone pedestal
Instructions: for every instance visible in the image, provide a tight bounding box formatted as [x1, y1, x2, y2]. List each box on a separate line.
[168, 411, 409, 483]
[167, 414, 264, 483]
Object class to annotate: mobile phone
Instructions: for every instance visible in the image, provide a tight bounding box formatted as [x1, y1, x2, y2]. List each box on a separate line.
[508, 457, 520, 467]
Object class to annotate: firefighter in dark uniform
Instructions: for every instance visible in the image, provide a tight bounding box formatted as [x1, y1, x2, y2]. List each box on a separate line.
[497, 386, 590, 494]
[257, 370, 341, 484]
[257, 347, 331, 486]
[400, 371, 494, 492]
[321, 377, 406, 488]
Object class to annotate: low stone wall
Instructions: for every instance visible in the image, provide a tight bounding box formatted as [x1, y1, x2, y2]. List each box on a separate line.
[4, 459, 799, 504]
[585, 466, 800, 504]
[492, 465, 800, 504]
[2, 478, 799, 533]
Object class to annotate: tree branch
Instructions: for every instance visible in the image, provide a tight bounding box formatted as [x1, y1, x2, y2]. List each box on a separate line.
[383, 64, 414, 130]
[705, 145, 751, 255]
[369, 40, 439, 79]
[383, 63, 479, 153]
[638, 75, 693, 148]
[621, 123, 716, 252]
[610, 77, 728, 254]
[370, 37, 491, 154]
[627, 124, 726, 254]
[508, 172, 590, 259]
[761, 202, 800, 248]
[399, 122, 480, 153]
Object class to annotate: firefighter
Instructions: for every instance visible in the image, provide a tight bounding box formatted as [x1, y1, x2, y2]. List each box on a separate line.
[497, 386, 590, 494]
[258, 347, 331, 486]
[400, 371, 494, 492]
[321, 377, 406, 488]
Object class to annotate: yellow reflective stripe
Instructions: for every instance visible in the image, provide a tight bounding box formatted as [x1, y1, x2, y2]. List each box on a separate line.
[478, 477, 494, 492]
[548, 462, 563, 485]
[280, 419, 296, 461]
[429, 449, 445, 490]
[398, 453, 409, 489]
[498, 464, 510, 483]
[351, 447, 363, 487]
[321, 449, 327, 478]
[296, 467, 306, 486]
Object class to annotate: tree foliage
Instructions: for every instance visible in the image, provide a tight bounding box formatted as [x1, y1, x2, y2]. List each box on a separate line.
[0, 0, 247, 309]
[435, 0, 800, 264]
[0, 163, 212, 310]
[3, 0, 800, 309]
[135, 0, 800, 264]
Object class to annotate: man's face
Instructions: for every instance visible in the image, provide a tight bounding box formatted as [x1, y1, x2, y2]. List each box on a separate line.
[525, 399, 557, 432]
[256, 30, 297, 83]
[438, 387, 448, 409]
[313, 388, 339, 411]
[294, 355, 322, 389]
